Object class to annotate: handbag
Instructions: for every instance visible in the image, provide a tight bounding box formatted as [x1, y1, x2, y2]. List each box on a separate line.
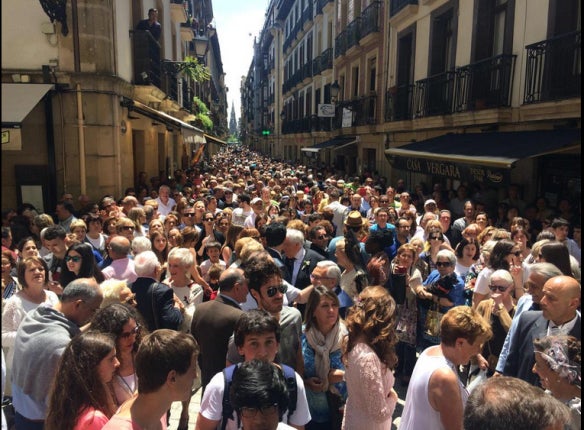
[424, 302, 443, 338]
[396, 303, 417, 345]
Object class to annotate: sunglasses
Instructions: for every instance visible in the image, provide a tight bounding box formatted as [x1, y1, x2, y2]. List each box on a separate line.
[120, 324, 141, 339]
[435, 261, 451, 267]
[240, 404, 279, 419]
[379, 199, 389, 203]
[121, 226, 135, 230]
[266, 284, 287, 298]
[204, 218, 215, 221]
[489, 285, 510, 293]
[65, 256, 82, 263]
[184, 213, 195, 217]
[310, 274, 334, 281]
[429, 236, 442, 240]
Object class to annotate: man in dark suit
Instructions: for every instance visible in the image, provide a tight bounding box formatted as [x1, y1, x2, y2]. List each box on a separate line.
[503, 275, 581, 386]
[282, 228, 325, 291]
[265, 222, 290, 281]
[191, 268, 247, 392]
[130, 250, 183, 332]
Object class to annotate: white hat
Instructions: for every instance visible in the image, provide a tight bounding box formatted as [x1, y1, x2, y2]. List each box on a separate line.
[251, 197, 263, 205]
[424, 199, 437, 207]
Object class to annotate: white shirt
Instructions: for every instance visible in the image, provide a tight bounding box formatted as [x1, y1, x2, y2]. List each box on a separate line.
[199, 367, 311, 430]
[155, 196, 176, 218]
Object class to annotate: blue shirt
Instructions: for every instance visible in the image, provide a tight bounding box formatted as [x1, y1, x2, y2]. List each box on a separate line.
[301, 331, 347, 423]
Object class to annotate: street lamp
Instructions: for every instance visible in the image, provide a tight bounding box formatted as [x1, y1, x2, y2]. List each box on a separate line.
[330, 80, 340, 103]
[192, 35, 209, 63]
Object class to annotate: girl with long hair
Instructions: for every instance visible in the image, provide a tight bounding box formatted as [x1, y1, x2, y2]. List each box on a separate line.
[90, 303, 146, 408]
[59, 242, 105, 288]
[342, 286, 399, 429]
[45, 331, 119, 430]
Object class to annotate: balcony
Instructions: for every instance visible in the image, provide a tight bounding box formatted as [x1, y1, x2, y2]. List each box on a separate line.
[346, 18, 361, 51]
[454, 54, 516, 112]
[133, 30, 162, 90]
[302, 62, 313, 80]
[361, 1, 382, 39]
[316, 0, 334, 15]
[413, 71, 456, 117]
[524, 31, 581, 104]
[170, 1, 188, 24]
[321, 48, 333, 72]
[335, 30, 348, 58]
[333, 95, 377, 128]
[385, 84, 415, 121]
[390, 0, 418, 17]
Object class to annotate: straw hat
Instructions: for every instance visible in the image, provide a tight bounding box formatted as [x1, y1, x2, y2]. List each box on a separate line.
[344, 211, 364, 228]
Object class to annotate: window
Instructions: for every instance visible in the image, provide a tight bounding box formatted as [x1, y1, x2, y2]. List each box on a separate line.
[352, 66, 359, 98]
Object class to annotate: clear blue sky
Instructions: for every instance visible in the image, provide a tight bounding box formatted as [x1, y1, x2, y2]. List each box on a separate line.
[213, 0, 268, 124]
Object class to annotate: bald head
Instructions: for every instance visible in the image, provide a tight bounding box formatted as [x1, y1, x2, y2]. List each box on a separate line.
[218, 268, 248, 303]
[540, 275, 581, 325]
[109, 236, 131, 258]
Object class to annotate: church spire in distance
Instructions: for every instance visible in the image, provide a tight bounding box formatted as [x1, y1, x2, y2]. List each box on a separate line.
[229, 101, 237, 136]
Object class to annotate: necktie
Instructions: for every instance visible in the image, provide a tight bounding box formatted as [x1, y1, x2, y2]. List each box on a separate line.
[285, 257, 295, 273]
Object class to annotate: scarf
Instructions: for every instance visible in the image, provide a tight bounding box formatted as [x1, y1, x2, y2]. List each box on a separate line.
[305, 320, 346, 392]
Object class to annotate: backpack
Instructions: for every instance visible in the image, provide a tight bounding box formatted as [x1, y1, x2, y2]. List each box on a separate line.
[221, 362, 297, 430]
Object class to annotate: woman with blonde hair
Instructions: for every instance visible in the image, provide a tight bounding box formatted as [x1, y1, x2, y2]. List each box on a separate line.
[474, 269, 516, 376]
[100, 279, 137, 308]
[127, 207, 146, 237]
[342, 286, 398, 429]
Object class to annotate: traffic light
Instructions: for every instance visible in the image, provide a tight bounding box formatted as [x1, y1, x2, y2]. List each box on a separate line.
[262, 130, 271, 136]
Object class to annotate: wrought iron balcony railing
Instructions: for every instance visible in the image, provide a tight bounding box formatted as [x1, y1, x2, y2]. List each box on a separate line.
[454, 54, 516, 111]
[361, 1, 382, 39]
[524, 31, 581, 103]
[413, 71, 456, 117]
[385, 84, 415, 121]
[390, 0, 418, 17]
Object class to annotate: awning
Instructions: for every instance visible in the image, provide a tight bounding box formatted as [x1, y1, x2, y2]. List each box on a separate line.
[301, 136, 357, 153]
[125, 99, 204, 142]
[204, 133, 227, 145]
[385, 129, 580, 184]
[1, 83, 54, 126]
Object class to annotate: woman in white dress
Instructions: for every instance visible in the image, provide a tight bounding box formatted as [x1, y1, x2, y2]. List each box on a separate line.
[2, 256, 59, 395]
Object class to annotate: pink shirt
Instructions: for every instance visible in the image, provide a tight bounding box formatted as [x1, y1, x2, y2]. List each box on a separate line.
[102, 258, 137, 283]
[73, 407, 109, 430]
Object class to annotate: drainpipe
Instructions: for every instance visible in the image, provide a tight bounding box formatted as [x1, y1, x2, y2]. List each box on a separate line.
[76, 83, 86, 194]
[113, 97, 122, 196]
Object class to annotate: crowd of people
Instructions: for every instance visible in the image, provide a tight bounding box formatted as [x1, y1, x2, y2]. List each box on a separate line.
[1, 145, 581, 430]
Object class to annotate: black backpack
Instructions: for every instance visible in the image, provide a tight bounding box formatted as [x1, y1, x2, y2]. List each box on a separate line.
[220, 362, 297, 430]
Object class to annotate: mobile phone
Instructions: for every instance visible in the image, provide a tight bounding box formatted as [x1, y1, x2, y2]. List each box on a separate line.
[395, 266, 407, 275]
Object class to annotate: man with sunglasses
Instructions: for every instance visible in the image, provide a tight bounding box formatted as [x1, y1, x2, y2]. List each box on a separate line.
[227, 255, 304, 375]
[307, 225, 329, 259]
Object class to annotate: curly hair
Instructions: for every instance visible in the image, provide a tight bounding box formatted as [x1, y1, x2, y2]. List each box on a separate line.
[241, 252, 282, 294]
[45, 332, 116, 430]
[90, 303, 147, 354]
[343, 286, 398, 370]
